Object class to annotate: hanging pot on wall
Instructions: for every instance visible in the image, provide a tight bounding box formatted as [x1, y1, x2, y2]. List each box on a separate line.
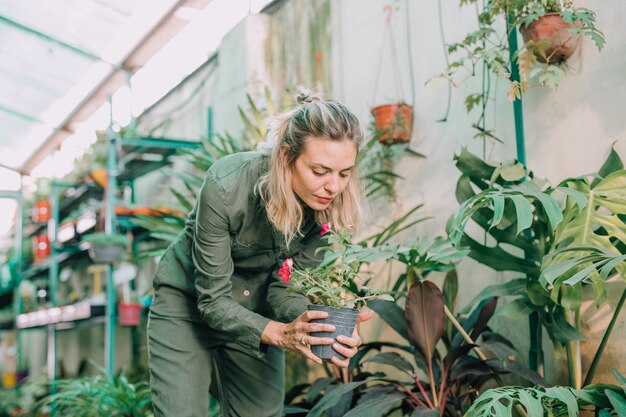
[371, 103, 413, 144]
[520, 13, 581, 64]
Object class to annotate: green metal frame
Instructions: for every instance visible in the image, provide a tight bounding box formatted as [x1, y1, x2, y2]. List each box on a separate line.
[0, 186, 24, 392]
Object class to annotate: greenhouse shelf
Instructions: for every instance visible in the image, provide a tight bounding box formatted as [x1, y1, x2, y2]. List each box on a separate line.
[16, 301, 105, 330]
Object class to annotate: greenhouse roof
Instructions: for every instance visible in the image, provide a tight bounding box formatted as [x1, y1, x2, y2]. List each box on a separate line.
[0, 0, 207, 174]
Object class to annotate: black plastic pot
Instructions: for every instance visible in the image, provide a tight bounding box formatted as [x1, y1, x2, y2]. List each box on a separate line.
[308, 304, 358, 361]
[88, 244, 125, 264]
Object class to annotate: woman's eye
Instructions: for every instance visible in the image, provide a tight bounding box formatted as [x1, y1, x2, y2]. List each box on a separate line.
[313, 171, 325, 176]
[339, 172, 349, 178]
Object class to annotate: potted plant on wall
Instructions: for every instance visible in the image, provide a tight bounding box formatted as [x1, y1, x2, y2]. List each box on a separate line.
[278, 223, 393, 361]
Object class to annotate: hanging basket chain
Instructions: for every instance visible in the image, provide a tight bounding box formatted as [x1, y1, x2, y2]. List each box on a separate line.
[372, 5, 406, 105]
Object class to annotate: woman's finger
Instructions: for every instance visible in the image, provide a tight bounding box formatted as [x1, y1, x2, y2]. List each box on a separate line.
[303, 310, 329, 322]
[330, 355, 350, 368]
[306, 323, 336, 333]
[336, 334, 361, 348]
[306, 335, 334, 346]
[356, 308, 375, 324]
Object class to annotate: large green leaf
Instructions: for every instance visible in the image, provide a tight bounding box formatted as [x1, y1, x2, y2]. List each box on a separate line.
[306, 381, 368, 417]
[368, 299, 409, 341]
[343, 392, 404, 417]
[543, 171, 626, 291]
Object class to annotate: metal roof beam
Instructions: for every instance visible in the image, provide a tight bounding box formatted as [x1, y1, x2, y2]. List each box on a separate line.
[0, 103, 42, 124]
[0, 15, 121, 69]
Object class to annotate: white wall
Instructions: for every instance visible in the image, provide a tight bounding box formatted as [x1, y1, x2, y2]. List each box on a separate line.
[331, 0, 625, 384]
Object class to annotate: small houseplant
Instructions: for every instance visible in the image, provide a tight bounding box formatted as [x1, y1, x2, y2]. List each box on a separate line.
[278, 223, 393, 361]
[82, 233, 129, 264]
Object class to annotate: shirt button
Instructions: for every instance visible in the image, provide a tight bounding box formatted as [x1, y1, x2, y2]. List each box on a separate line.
[243, 290, 250, 297]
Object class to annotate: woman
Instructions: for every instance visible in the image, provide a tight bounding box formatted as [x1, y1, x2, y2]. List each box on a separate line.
[148, 90, 372, 417]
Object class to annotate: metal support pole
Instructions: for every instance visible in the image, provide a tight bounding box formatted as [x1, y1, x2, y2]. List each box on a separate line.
[507, 18, 527, 167]
[104, 98, 119, 376]
[48, 181, 60, 387]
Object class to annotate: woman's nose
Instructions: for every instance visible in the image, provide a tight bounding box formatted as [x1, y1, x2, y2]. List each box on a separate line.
[325, 175, 340, 194]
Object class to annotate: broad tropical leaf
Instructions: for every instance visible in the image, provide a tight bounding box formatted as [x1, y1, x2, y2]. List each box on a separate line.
[404, 281, 445, 366]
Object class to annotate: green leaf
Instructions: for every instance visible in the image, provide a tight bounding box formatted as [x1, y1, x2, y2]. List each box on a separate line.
[368, 299, 409, 341]
[490, 196, 505, 229]
[517, 388, 543, 416]
[461, 278, 526, 314]
[343, 392, 404, 417]
[306, 381, 368, 417]
[499, 163, 526, 181]
[606, 390, 626, 417]
[443, 269, 458, 311]
[509, 194, 533, 234]
[364, 352, 415, 376]
[613, 369, 626, 389]
[561, 283, 582, 310]
[556, 187, 588, 213]
[544, 386, 579, 417]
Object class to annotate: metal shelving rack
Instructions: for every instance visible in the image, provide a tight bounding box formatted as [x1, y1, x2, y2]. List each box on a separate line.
[10, 135, 199, 381]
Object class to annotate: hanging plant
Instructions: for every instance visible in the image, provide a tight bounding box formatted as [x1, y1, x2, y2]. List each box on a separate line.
[439, 0, 605, 101]
[371, 4, 414, 145]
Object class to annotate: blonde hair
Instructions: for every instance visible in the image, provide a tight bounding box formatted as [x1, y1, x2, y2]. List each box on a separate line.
[256, 89, 366, 246]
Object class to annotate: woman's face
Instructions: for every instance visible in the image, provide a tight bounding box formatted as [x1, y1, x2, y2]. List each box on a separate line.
[290, 136, 358, 211]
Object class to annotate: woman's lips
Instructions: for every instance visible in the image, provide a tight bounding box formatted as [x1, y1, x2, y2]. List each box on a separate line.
[315, 195, 333, 203]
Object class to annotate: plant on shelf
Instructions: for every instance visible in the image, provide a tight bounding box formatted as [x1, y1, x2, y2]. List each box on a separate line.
[81, 233, 129, 264]
[441, 0, 605, 103]
[279, 223, 393, 361]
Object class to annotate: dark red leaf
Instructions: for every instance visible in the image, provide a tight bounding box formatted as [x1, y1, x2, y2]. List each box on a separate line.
[405, 281, 445, 367]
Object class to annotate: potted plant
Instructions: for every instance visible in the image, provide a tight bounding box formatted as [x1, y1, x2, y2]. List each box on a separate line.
[81, 233, 129, 264]
[517, 0, 605, 64]
[371, 102, 413, 144]
[278, 223, 393, 361]
[442, 0, 605, 100]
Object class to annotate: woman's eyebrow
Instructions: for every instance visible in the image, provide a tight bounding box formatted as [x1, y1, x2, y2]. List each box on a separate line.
[313, 163, 355, 172]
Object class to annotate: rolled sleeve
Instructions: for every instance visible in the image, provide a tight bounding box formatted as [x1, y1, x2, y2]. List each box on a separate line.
[266, 230, 325, 322]
[193, 171, 270, 354]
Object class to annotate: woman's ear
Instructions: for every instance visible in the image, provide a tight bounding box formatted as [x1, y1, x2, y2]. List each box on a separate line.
[278, 144, 292, 167]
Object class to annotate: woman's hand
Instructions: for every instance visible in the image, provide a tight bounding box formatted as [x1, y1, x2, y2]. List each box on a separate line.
[329, 308, 375, 368]
[262, 310, 335, 364]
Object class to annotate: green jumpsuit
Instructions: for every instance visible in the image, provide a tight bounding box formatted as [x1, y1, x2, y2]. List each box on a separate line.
[148, 151, 325, 417]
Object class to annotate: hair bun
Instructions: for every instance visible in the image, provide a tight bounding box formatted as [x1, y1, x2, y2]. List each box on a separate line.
[295, 88, 322, 105]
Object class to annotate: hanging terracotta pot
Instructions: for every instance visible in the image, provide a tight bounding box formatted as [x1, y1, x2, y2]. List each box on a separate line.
[520, 13, 581, 64]
[371, 103, 413, 144]
[33, 199, 51, 223]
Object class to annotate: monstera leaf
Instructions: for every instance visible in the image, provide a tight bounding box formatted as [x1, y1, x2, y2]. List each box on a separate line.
[541, 169, 626, 305]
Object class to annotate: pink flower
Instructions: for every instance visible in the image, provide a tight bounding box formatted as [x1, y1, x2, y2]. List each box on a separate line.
[346, 224, 354, 229]
[277, 258, 293, 282]
[320, 223, 332, 236]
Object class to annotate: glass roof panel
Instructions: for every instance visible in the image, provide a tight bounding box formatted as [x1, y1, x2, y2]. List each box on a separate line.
[0, 0, 150, 170]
